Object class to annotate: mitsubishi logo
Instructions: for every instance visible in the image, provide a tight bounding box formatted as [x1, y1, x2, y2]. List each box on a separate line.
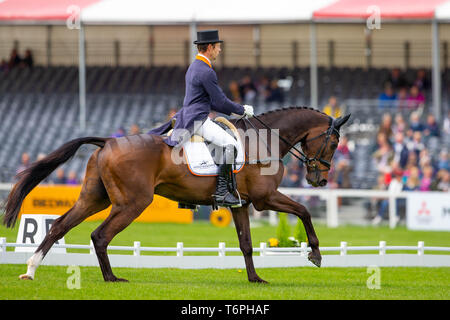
[418, 201, 430, 216]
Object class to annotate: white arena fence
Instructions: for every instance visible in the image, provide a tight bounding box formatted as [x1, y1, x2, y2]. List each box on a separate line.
[1, 238, 450, 269]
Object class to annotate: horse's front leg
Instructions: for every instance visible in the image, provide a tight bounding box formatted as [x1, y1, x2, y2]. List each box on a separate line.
[260, 190, 322, 268]
[231, 205, 268, 283]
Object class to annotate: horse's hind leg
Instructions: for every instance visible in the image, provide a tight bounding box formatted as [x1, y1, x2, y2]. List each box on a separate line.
[19, 151, 111, 280]
[90, 197, 152, 282]
[231, 205, 267, 284]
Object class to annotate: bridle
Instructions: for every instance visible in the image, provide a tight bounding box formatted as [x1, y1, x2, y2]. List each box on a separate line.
[241, 115, 340, 173]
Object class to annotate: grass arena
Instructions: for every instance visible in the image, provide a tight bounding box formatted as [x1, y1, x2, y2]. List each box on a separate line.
[1, 221, 449, 299]
[1, 0, 450, 304]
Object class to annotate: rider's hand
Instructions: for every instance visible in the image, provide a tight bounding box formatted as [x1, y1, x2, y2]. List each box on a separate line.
[243, 105, 254, 118]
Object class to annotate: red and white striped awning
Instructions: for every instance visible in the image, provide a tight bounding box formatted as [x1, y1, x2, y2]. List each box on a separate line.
[1, 0, 450, 24]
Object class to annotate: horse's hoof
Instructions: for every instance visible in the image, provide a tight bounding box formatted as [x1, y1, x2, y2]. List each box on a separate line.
[308, 252, 322, 268]
[249, 277, 269, 284]
[19, 274, 33, 280]
[105, 276, 129, 282]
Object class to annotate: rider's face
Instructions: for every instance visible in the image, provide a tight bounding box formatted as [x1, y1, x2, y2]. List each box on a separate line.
[208, 43, 221, 61]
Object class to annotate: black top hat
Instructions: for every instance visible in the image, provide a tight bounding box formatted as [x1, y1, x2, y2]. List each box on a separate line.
[193, 30, 223, 45]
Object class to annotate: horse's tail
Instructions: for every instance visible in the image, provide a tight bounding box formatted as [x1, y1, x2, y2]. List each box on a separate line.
[2, 137, 109, 228]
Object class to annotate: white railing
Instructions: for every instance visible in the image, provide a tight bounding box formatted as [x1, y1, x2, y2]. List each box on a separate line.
[1, 238, 450, 269]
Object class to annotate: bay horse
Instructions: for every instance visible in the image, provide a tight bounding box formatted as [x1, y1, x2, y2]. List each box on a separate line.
[2, 107, 350, 283]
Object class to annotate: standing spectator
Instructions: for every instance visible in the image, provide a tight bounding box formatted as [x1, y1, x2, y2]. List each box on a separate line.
[239, 75, 257, 104]
[16, 152, 30, 176]
[21, 49, 33, 69]
[322, 96, 342, 118]
[385, 68, 408, 90]
[8, 48, 21, 69]
[372, 168, 404, 225]
[413, 69, 430, 91]
[378, 84, 397, 110]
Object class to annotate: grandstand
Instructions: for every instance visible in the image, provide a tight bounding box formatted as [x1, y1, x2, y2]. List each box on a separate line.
[0, 0, 449, 196]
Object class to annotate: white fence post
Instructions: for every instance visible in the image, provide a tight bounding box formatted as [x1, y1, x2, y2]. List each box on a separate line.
[177, 242, 184, 257]
[0, 237, 6, 253]
[388, 194, 397, 229]
[417, 241, 424, 256]
[218, 242, 225, 257]
[133, 241, 141, 257]
[300, 242, 308, 257]
[340, 241, 347, 256]
[379, 241, 386, 255]
[260, 242, 266, 256]
[89, 240, 95, 255]
[327, 191, 339, 228]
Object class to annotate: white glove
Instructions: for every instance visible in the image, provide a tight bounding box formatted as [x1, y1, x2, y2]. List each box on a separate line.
[243, 105, 254, 118]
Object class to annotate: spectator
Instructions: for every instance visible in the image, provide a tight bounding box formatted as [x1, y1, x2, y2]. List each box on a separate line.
[392, 113, 407, 135]
[239, 75, 257, 103]
[409, 112, 424, 132]
[16, 152, 30, 175]
[396, 87, 409, 109]
[265, 79, 284, 104]
[413, 69, 430, 91]
[66, 170, 79, 185]
[0, 59, 8, 73]
[21, 49, 33, 69]
[364, 174, 387, 220]
[378, 84, 397, 109]
[322, 96, 342, 118]
[372, 168, 403, 225]
[392, 132, 409, 169]
[52, 168, 67, 184]
[407, 131, 425, 158]
[333, 136, 352, 188]
[129, 124, 141, 135]
[111, 127, 125, 138]
[437, 150, 449, 171]
[8, 48, 21, 69]
[431, 169, 449, 192]
[406, 85, 425, 110]
[423, 114, 440, 138]
[228, 81, 242, 103]
[385, 68, 408, 90]
[377, 113, 393, 142]
[403, 166, 420, 191]
[372, 135, 394, 175]
[419, 165, 434, 191]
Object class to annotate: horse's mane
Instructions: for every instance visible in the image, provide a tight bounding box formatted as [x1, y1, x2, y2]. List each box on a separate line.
[257, 106, 330, 118]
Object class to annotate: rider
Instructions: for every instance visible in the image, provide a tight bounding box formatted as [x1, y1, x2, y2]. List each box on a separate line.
[148, 29, 254, 207]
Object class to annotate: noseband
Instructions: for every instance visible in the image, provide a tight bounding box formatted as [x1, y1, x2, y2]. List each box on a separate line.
[249, 116, 340, 173]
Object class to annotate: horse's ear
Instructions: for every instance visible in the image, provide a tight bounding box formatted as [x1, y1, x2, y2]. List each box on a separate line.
[335, 114, 351, 130]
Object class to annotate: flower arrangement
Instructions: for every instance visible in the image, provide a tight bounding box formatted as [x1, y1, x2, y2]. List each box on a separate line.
[267, 212, 308, 247]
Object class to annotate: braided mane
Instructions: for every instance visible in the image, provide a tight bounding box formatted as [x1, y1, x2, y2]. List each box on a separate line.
[257, 106, 329, 118]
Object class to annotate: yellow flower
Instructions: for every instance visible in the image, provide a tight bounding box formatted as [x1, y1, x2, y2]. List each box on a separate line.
[268, 238, 279, 247]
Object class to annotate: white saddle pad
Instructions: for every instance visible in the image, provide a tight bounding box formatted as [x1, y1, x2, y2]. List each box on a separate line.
[183, 138, 245, 176]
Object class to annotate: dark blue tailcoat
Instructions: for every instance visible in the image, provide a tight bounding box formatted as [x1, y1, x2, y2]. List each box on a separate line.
[147, 57, 244, 146]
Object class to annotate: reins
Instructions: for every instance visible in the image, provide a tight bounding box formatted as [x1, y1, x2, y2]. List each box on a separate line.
[237, 114, 340, 171]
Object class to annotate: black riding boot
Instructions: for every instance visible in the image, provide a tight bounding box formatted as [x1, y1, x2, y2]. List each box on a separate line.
[212, 145, 244, 208]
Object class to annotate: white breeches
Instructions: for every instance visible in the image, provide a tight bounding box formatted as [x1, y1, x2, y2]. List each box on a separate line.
[195, 118, 239, 149]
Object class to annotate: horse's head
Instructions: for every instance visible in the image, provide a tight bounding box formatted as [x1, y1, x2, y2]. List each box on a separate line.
[300, 114, 351, 187]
